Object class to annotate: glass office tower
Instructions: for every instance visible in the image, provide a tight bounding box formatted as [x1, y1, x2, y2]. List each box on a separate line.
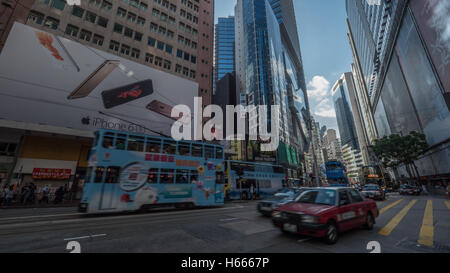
[214, 16, 235, 84]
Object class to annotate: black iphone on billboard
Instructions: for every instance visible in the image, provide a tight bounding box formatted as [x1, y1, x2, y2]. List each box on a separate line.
[101, 79, 154, 109]
[67, 60, 120, 100]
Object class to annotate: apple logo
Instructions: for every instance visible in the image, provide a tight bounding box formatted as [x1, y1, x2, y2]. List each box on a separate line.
[81, 116, 90, 125]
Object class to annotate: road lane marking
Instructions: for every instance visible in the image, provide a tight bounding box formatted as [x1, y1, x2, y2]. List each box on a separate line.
[220, 218, 239, 222]
[418, 200, 434, 247]
[64, 234, 107, 241]
[379, 200, 417, 236]
[379, 199, 403, 215]
[445, 201, 450, 210]
[297, 238, 312, 243]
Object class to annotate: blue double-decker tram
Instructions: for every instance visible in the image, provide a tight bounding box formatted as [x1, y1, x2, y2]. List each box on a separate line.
[325, 161, 348, 186]
[79, 129, 226, 214]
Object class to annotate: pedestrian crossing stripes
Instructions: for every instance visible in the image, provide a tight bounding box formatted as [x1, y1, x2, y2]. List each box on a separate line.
[379, 200, 417, 236]
[379, 199, 403, 215]
[418, 200, 434, 247]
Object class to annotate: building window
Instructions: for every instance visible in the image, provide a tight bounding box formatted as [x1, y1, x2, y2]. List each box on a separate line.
[109, 40, 120, 51]
[140, 2, 148, 11]
[158, 26, 166, 35]
[150, 23, 158, 32]
[184, 52, 190, 61]
[130, 0, 139, 8]
[182, 67, 189, 76]
[117, 8, 127, 18]
[167, 30, 174, 39]
[120, 44, 130, 55]
[93, 34, 104, 46]
[191, 55, 196, 64]
[28, 11, 45, 24]
[65, 24, 79, 36]
[145, 53, 154, 64]
[79, 29, 92, 41]
[89, 0, 101, 6]
[131, 48, 140, 59]
[72, 6, 84, 18]
[124, 27, 133, 38]
[134, 32, 143, 41]
[101, 1, 112, 11]
[97, 16, 108, 28]
[148, 37, 156, 47]
[114, 23, 123, 34]
[165, 44, 173, 54]
[137, 17, 145, 26]
[163, 60, 171, 70]
[175, 64, 182, 73]
[127, 12, 136, 23]
[51, 0, 66, 11]
[177, 49, 183, 58]
[85, 11, 97, 23]
[43, 17, 59, 29]
[190, 70, 196, 79]
[157, 41, 165, 50]
[154, 57, 163, 67]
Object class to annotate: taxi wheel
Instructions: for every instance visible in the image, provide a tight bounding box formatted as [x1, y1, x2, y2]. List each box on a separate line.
[365, 213, 374, 230]
[324, 222, 338, 245]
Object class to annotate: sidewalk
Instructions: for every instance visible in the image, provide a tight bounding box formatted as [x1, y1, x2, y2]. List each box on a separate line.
[0, 200, 79, 210]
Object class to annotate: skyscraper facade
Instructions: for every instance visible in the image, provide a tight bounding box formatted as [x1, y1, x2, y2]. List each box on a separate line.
[234, 0, 310, 180]
[322, 129, 343, 163]
[332, 73, 360, 151]
[347, 0, 450, 180]
[214, 16, 235, 85]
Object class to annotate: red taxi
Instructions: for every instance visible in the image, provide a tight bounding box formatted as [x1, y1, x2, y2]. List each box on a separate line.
[272, 187, 379, 244]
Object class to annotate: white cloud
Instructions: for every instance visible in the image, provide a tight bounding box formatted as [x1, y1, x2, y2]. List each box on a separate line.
[314, 98, 336, 118]
[307, 76, 330, 101]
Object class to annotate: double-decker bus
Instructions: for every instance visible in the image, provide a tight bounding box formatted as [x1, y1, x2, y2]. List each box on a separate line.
[225, 161, 285, 200]
[361, 165, 388, 189]
[325, 161, 348, 185]
[79, 129, 226, 213]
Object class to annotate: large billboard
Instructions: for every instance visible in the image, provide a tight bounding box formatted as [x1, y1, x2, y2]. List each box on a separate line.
[0, 23, 198, 137]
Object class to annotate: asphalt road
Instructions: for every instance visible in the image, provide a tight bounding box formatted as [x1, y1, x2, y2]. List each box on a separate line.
[0, 194, 448, 253]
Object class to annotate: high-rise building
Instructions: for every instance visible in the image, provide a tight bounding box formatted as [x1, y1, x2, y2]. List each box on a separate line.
[332, 73, 360, 152]
[320, 125, 327, 143]
[214, 16, 235, 85]
[19, 0, 214, 107]
[346, 0, 450, 181]
[234, 0, 310, 180]
[322, 129, 343, 163]
[342, 144, 364, 184]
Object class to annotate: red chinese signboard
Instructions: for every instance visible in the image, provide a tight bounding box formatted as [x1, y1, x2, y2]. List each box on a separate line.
[32, 168, 71, 180]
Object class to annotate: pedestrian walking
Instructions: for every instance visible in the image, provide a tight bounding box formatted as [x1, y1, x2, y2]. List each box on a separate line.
[40, 185, 49, 204]
[2, 186, 15, 206]
[54, 186, 64, 204]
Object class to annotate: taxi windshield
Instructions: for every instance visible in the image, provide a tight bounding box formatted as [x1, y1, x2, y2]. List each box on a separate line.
[296, 189, 336, 206]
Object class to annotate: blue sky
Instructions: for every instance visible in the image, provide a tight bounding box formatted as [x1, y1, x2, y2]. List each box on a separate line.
[214, 0, 353, 134]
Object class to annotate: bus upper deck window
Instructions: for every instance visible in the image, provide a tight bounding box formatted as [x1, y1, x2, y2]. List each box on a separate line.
[163, 141, 177, 155]
[105, 167, 120, 183]
[192, 144, 203, 157]
[205, 146, 214, 158]
[178, 143, 191, 156]
[146, 141, 161, 153]
[148, 168, 159, 184]
[216, 147, 223, 159]
[94, 167, 105, 183]
[128, 136, 145, 152]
